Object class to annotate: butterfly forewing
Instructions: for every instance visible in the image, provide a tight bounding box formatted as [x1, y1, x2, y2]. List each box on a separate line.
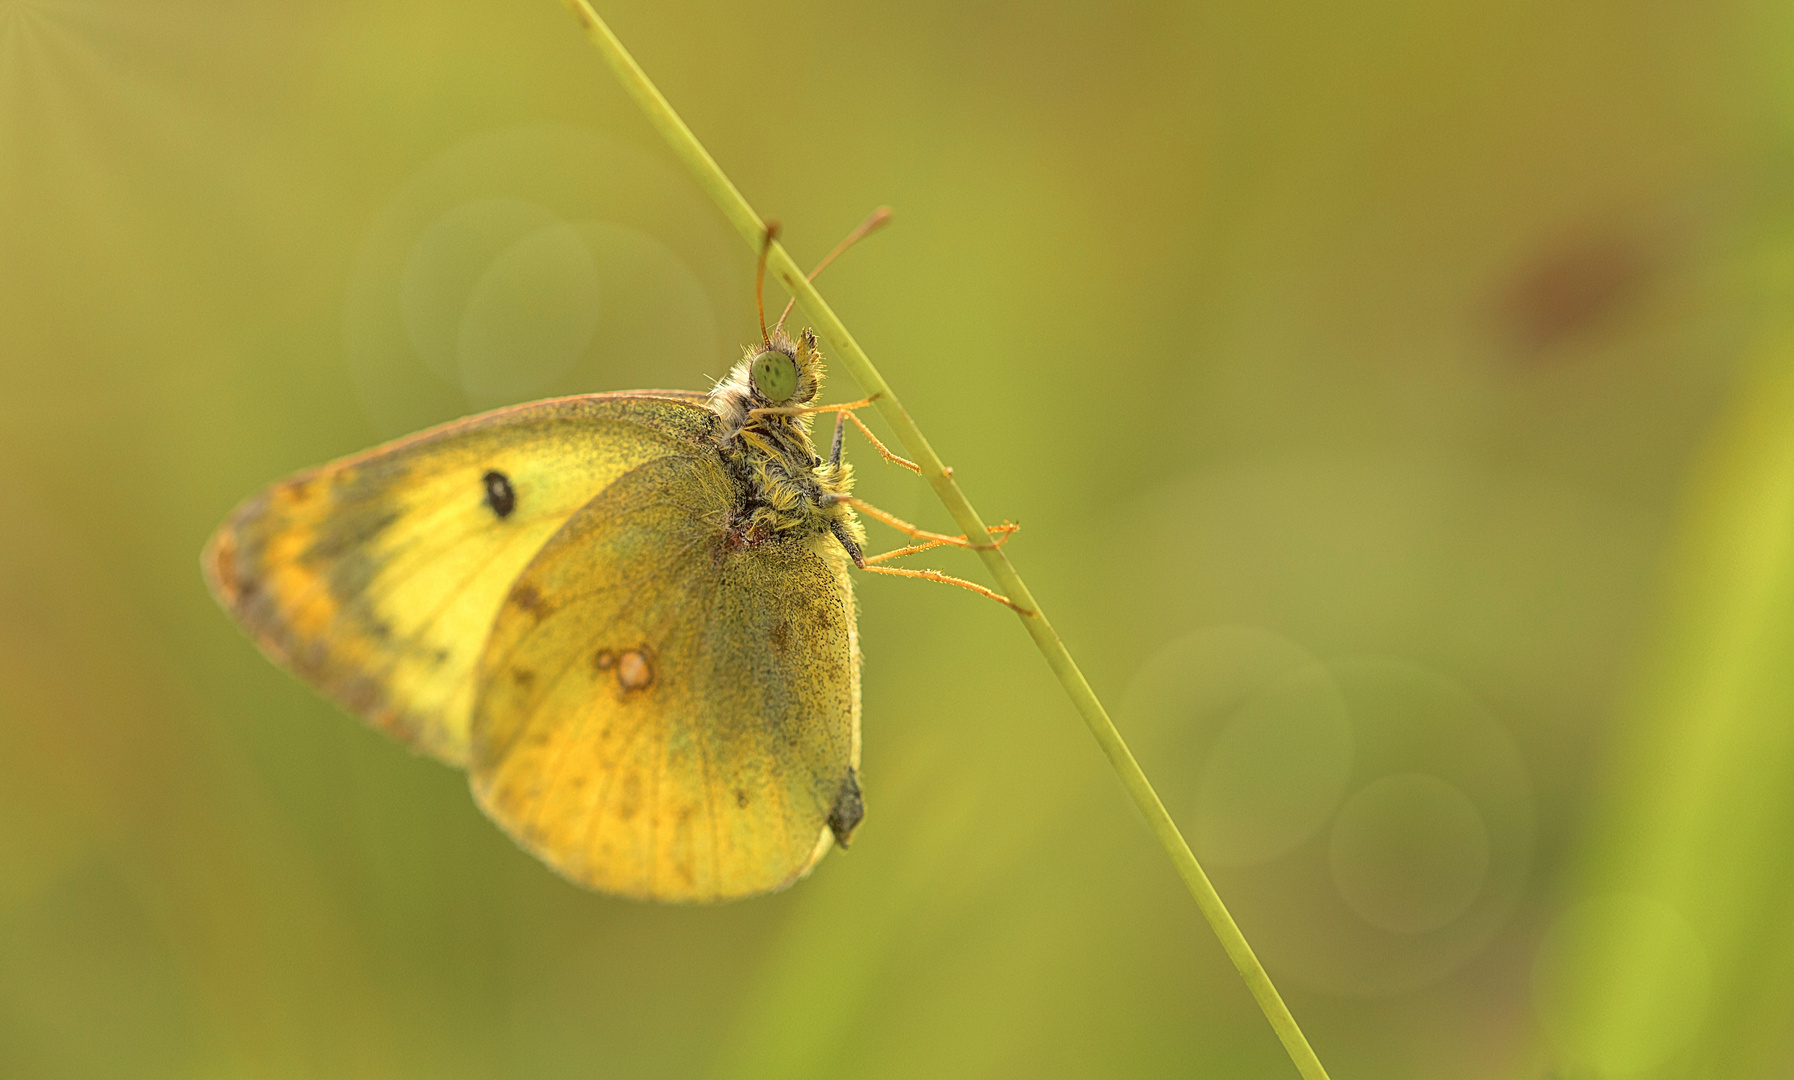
[203, 395, 716, 765]
[470, 454, 861, 902]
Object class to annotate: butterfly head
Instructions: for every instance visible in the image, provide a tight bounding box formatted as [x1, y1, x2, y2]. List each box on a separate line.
[746, 328, 823, 407]
[708, 327, 826, 442]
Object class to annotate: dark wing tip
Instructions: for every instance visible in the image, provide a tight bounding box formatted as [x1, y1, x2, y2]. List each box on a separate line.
[827, 767, 865, 848]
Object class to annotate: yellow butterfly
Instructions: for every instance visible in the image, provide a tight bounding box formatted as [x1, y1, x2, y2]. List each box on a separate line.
[203, 218, 1016, 902]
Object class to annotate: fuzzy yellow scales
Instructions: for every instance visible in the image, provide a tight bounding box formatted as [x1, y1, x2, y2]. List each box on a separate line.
[204, 331, 868, 901]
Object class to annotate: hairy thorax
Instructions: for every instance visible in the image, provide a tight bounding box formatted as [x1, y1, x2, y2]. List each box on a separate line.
[706, 329, 865, 553]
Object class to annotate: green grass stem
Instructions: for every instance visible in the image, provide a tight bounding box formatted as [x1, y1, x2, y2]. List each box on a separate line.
[555, 4, 1332, 1076]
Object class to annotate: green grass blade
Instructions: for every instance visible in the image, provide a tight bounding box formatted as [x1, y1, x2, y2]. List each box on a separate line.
[553, 3, 1332, 1077]
[1536, 289, 1794, 1078]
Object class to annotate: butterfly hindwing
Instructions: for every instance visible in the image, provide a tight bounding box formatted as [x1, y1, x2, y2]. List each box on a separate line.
[202, 394, 716, 765]
[469, 453, 862, 902]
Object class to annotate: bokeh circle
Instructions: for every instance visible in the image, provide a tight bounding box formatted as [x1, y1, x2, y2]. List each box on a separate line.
[1328, 772, 1491, 935]
[345, 125, 740, 438]
[1533, 893, 1711, 1076]
[1125, 641, 1534, 997]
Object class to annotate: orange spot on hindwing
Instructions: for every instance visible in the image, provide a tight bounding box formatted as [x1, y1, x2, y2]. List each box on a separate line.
[592, 645, 657, 697]
[616, 648, 654, 693]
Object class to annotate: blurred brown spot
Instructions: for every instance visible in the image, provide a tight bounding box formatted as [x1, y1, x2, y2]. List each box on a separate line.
[339, 673, 382, 714]
[1495, 229, 1650, 359]
[509, 583, 550, 619]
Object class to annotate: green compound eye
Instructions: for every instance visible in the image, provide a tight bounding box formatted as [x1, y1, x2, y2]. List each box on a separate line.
[750, 349, 800, 403]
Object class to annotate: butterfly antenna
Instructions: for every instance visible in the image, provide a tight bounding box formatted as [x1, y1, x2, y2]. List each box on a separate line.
[756, 220, 781, 344]
[775, 206, 893, 333]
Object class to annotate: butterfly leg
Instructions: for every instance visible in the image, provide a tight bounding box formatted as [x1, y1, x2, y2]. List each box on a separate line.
[834, 407, 920, 473]
[754, 397, 921, 473]
[859, 563, 1031, 613]
[859, 536, 1031, 612]
[861, 537, 955, 564]
[837, 496, 1018, 551]
[828, 500, 1027, 613]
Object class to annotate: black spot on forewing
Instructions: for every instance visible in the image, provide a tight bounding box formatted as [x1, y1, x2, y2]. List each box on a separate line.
[828, 768, 864, 847]
[483, 470, 516, 519]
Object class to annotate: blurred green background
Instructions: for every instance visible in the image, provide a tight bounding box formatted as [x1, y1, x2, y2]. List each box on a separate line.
[6, 1, 1794, 1077]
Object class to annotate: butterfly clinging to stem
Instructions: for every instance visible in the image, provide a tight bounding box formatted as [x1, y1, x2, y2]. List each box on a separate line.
[203, 209, 1019, 901]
